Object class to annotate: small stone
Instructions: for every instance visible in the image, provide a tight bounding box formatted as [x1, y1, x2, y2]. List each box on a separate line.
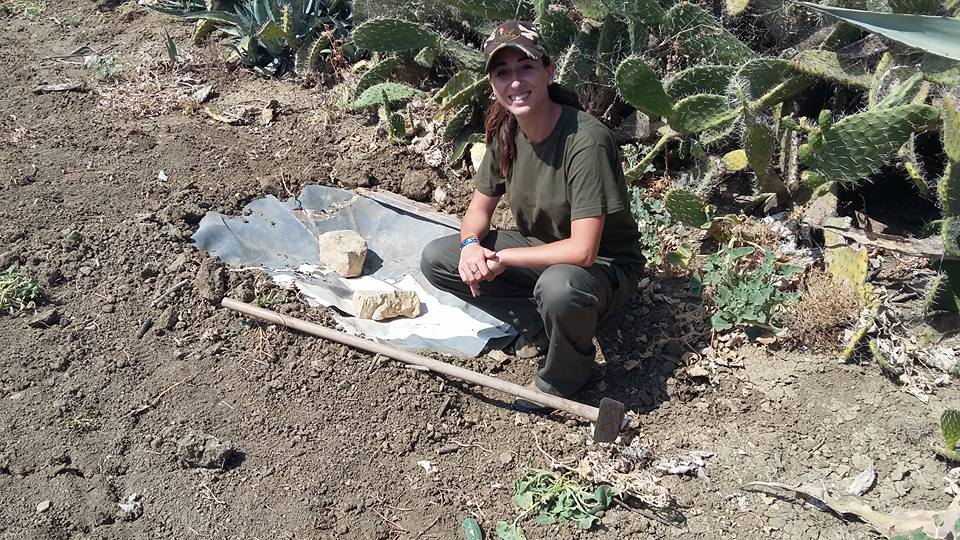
[28, 309, 60, 329]
[487, 349, 509, 365]
[195, 258, 226, 304]
[317, 230, 367, 277]
[498, 452, 513, 465]
[166, 253, 187, 274]
[159, 305, 178, 331]
[353, 290, 421, 320]
[565, 433, 583, 445]
[433, 187, 447, 204]
[400, 170, 432, 202]
[36, 500, 51, 513]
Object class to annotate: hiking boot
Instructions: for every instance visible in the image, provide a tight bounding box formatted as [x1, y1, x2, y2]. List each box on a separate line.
[512, 329, 548, 359]
[512, 381, 560, 413]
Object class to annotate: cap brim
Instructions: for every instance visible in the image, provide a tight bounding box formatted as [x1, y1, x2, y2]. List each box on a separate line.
[484, 43, 539, 73]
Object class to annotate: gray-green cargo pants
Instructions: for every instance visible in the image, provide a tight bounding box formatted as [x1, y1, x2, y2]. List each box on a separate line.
[420, 230, 639, 397]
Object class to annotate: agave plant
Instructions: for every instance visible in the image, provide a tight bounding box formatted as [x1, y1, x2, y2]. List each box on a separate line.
[149, 0, 353, 76]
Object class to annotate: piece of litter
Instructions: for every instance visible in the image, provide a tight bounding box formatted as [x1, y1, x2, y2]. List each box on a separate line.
[32, 82, 84, 94]
[654, 450, 714, 477]
[416, 460, 437, 474]
[157, 170, 168, 182]
[846, 466, 876, 496]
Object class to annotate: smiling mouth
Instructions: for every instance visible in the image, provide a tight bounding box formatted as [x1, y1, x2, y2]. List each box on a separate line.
[509, 91, 531, 103]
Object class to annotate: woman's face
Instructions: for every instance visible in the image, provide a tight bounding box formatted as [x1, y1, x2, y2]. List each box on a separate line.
[488, 48, 555, 118]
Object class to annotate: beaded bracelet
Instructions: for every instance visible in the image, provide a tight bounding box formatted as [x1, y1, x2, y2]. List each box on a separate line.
[459, 237, 479, 250]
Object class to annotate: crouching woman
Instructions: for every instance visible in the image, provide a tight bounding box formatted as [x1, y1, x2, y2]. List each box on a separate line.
[420, 20, 645, 410]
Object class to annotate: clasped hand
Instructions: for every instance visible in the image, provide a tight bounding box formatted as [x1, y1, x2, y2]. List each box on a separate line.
[458, 244, 505, 297]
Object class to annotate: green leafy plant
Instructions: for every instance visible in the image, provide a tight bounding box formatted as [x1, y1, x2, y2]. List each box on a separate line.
[0, 265, 45, 316]
[628, 186, 673, 266]
[85, 53, 123, 82]
[163, 29, 180, 65]
[695, 242, 801, 332]
[252, 289, 286, 309]
[496, 467, 619, 535]
[22, 0, 46, 18]
[149, 0, 353, 77]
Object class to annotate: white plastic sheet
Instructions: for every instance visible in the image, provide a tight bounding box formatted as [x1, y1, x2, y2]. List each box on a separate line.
[191, 186, 513, 356]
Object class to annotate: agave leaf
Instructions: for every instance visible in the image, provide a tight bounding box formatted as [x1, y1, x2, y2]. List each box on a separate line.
[796, 2, 960, 61]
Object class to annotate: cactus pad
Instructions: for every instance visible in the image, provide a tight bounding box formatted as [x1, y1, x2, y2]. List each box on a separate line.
[670, 94, 739, 135]
[726, 0, 750, 16]
[663, 3, 755, 66]
[663, 188, 710, 227]
[354, 57, 402, 99]
[442, 0, 533, 19]
[799, 104, 939, 184]
[665, 65, 737, 101]
[736, 58, 794, 101]
[600, 0, 666, 25]
[353, 19, 440, 52]
[443, 106, 472, 142]
[415, 47, 438, 68]
[940, 163, 960, 218]
[351, 82, 424, 110]
[615, 56, 673, 118]
[791, 49, 872, 89]
[572, 0, 608, 20]
[440, 75, 489, 111]
[439, 39, 485, 72]
[534, 0, 578, 53]
[942, 409, 960, 451]
[924, 274, 960, 313]
[875, 71, 924, 109]
[293, 35, 329, 77]
[555, 41, 592, 90]
[743, 118, 787, 196]
[722, 149, 748, 171]
[888, 0, 937, 13]
[943, 95, 960, 163]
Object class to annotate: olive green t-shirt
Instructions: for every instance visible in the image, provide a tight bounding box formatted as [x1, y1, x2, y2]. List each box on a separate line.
[475, 105, 645, 276]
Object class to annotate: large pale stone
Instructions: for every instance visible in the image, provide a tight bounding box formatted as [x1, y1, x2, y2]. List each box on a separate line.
[353, 290, 421, 321]
[317, 230, 367, 277]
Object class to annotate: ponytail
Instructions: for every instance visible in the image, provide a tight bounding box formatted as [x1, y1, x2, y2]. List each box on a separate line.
[483, 63, 583, 178]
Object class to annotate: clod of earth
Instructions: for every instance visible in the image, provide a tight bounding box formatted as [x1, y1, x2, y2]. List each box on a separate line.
[352, 290, 421, 320]
[175, 432, 237, 470]
[317, 230, 367, 277]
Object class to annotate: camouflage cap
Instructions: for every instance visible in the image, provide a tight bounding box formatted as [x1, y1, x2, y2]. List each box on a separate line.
[483, 20, 549, 73]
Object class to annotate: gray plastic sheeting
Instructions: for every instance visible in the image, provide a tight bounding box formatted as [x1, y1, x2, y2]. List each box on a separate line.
[190, 186, 514, 357]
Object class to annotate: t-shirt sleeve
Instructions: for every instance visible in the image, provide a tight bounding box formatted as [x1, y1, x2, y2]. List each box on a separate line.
[566, 143, 626, 220]
[474, 144, 506, 197]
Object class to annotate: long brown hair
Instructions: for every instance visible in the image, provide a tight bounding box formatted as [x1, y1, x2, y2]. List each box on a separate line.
[483, 59, 583, 178]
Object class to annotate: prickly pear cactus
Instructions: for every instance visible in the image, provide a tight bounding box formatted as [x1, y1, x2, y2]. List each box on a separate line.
[742, 114, 787, 197]
[664, 188, 710, 227]
[665, 65, 737, 101]
[442, 0, 533, 19]
[294, 35, 329, 77]
[351, 82, 424, 110]
[415, 47, 438, 68]
[534, 0, 578, 54]
[353, 19, 440, 52]
[443, 106, 472, 142]
[670, 94, 739, 135]
[615, 56, 673, 118]
[799, 104, 939, 184]
[792, 50, 872, 90]
[722, 149, 748, 171]
[439, 39, 486, 72]
[726, 0, 750, 16]
[596, 15, 627, 85]
[939, 409, 960, 461]
[354, 57, 402, 100]
[572, 0, 608, 20]
[924, 274, 960, 313]
[662, 3, 755, 66]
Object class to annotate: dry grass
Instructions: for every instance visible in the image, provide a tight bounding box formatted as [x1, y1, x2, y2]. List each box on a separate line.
[780, 270, 861, 352]
[95, 53, 220, 118]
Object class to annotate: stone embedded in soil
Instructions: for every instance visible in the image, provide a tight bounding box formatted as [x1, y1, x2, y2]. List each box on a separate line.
[400, 170, 432, 202]
[317, 230, 367, 278]
[353, 290, 420, 321]
[175, 432, 237, 469]
[195, 258, 226, 304]
[27, 309, 60, 328]
[36, 500, 51, 513]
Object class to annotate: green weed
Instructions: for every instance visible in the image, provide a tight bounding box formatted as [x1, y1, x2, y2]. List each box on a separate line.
[252, 289, 285, 309]
[628, 186, 674, 267]
[693, 241, 801, 332]
[22, 0, 46, 18]
[85, 53, 123, 82]
[496, 468, 620, 537]
[0, 265, 45, 316]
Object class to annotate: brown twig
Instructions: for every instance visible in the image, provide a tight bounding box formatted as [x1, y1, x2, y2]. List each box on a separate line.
[412, 515, 441, 539]
[129, 373, 198, 417]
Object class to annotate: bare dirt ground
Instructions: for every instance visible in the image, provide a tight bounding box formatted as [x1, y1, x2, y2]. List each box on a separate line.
[1, 3, 958, 539]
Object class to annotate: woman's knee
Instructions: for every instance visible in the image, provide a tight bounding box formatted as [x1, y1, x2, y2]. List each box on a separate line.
[534, 264, 595, 312]
[420, 235, 459, 283]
